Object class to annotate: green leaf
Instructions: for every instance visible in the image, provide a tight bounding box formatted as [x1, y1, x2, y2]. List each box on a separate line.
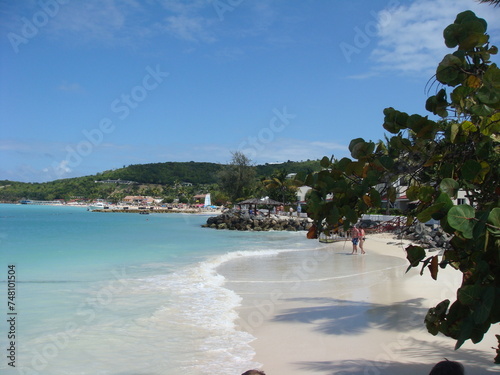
[470, 104, 495, 117]
[436, 54, 463, 85]
[368, 188, 381, 207]
[383, 108, 409, 133]
[473, 286, 495, 325]
[352, 141, 375, 160]
[455, 316, 474, 350]
[342, 205, 358, 224]
[487, 208, 500, 236]
[461, 159, 481, 181]
[418, 186, 435, 203]
[440, 178, 459, 198]
[439, 163, 455, 179]
[460, 120, 477, 135]
[326, 206, 340, 226]
[406, 245, 426, 268]
[425, 299, 450, 335]
[378, 155, 394, 170]
[443, 23, 461, 48]
[336, 157, 352, 171]
[450, 124, 460, 143]
[432, 193, 454, 220]
[448, 205, 476, 239]
[481, 112, 500, 136]
[417, 202, 445, 223]
[320, 156, 331, 169]
[425, 90, 449, 118]
[458, 285, 480, 306]
[406, 186, 420, 201]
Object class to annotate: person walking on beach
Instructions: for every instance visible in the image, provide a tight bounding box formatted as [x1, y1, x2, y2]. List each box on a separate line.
[359, 226, 366, 254]
[351, 225, 360, 254]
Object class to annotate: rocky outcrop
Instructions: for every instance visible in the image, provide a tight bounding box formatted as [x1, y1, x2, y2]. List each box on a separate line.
[202, 210, 313, 231]
[397, 222, 453, 253]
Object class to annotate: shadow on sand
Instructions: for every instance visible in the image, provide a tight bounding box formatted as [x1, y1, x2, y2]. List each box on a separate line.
[294, 337, 494, 375]
[272, 297, 496, 374]
[272, 297, 426, 335]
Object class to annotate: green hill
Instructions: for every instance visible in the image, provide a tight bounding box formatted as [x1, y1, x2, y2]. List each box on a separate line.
[0, 160, 321, 202]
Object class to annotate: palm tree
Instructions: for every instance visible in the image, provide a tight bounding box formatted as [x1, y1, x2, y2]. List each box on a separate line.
[263, 169, 299, 204]
[478, 0, 500, 6]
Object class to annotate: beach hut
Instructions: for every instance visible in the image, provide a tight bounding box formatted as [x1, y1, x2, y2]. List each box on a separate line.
[238, 197, 284, 215]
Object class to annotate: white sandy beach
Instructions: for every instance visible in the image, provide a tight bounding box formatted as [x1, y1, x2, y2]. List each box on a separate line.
[218, 233, 500, 375]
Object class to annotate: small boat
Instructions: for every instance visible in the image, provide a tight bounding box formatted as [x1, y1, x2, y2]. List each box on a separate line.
[139, 211, 149, 215]
[318, 233, 347, 243]
[89, 202, 107, 211]
[319, 237, 347, 243]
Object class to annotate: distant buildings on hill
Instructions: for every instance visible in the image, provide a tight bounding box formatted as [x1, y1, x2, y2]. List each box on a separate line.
[94, 179, 137, 185]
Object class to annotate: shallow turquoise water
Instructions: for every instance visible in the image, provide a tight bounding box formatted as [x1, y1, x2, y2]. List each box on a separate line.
[0, 204, 318, 375]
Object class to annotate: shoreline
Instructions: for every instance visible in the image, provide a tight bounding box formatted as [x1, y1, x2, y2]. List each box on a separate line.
[218, 233, 500, 375]
[1, 202, 222, 215]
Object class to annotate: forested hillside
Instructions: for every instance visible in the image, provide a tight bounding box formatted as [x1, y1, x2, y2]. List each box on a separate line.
[0, 160, 320, 202]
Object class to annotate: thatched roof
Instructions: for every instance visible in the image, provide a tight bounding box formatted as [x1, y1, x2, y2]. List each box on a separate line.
[238, 198, 284, 205]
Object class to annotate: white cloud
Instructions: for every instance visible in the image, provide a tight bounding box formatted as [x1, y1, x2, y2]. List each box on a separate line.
[50, 1, 130, 43]
[236, 138, 348, 164]
[0, 140, 33, 152]
[372, 0, 500, 75]
[23, 0, 217, 46]
[57, 81, 83, 92]
[164, 14, 215, 42]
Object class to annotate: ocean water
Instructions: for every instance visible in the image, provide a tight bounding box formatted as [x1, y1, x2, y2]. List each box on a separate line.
[0, 204, 319, 375]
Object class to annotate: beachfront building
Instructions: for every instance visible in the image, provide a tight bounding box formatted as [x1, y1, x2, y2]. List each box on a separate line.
[377, 177, 410, 212]
[292, 174, 470, 215]
[377, 177, 471, 212]
[193, 194, 208, 204]
[122, 195, 155, 205]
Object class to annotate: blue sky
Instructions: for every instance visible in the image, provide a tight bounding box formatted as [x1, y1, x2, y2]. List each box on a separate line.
[1, 0, 499, 182]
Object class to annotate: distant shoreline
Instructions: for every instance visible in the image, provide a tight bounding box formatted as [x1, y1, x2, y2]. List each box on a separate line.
[1, 202, 222, 215]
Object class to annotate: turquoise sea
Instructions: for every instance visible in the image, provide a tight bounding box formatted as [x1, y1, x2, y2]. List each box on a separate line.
[0, 204, 319, 375]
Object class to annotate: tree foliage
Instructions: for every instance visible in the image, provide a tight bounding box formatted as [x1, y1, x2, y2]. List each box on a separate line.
[217, 151, 257, 203]
[261, 168, 300, 204]
[301, 11, 500, 361]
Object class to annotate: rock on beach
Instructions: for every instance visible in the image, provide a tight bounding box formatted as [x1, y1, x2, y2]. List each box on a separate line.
[202, 209, 313, 231]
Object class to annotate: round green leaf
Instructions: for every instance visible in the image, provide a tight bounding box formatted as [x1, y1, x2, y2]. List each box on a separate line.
[436, 55, 463, 84]
[440, 178, 459, 198]
[487, 208, 500, 236]
[448, 205, 475, 239]
[461, 159, 481, 181]
[320, 156, 331, 168]
[418, 186, 435, 203]
[443, 24, 461, 48]
[406, 186, 420, 201]
[349, 139, 375, 160]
